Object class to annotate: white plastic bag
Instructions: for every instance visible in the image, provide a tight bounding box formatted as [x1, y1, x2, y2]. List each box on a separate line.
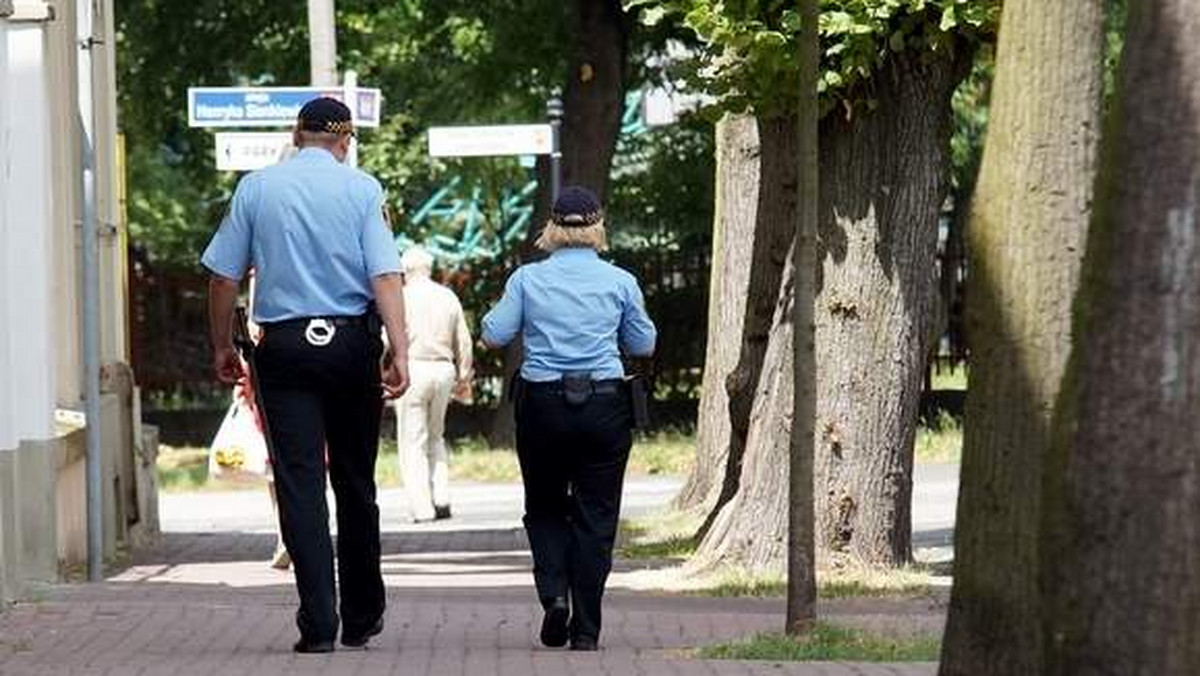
[208, 396, 269, 483]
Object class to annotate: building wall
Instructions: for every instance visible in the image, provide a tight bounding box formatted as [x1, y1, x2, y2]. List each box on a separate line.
[0, 5, 12, 456]
[0, 0, 155, 605]
[46, 0, 83, 404]
[2, 8, 57, 447]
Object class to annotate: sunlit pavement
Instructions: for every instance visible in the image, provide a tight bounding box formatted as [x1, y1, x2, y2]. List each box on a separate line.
[0, 469, 956, 675]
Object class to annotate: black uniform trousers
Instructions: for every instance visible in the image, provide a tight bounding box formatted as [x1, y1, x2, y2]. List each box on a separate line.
[254, 319, 386, 643]
[515, 381, 632, 643]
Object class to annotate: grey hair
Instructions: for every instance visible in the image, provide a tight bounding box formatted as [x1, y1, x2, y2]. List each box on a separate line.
[401, 245, 435, 275]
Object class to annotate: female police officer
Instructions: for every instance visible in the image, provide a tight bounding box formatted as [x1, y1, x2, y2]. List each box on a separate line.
[482, 186, 656, 651]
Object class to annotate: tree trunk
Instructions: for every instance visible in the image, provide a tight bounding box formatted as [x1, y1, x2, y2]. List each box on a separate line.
[692, 251, 795, 574]
[692, 113, 799, 541]
[814, 48, 972, 567]
[938, 1, 1105, 673]
[675, 113, 760, 512]
[787, 0, 820, 634]
[561, 0, 629, 199]
[694, 48, 972, 573]
[1048, 2, 1200, 674]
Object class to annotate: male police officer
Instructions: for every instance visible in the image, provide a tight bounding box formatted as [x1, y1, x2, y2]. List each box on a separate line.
[203, 97, 409, 654]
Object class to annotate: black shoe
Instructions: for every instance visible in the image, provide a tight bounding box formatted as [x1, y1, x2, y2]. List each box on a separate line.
[570, 636, 598, 651]
[539, 598, 570, 648]
[341, 617, 384, 648]
[293, 638, 335, 654]
[434, 505, 452, 520]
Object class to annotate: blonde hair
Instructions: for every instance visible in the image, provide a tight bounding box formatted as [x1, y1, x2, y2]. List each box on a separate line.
[535, 219, 608, 253]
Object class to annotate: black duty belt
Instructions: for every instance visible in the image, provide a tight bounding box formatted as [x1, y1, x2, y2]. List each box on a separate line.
[263, 314, 371, 331]
[523, 378, 625, 396]
[261, 314, 377, 347]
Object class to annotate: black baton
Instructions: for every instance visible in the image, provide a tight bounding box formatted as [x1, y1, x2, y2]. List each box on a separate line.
[233, 306, 277, 465]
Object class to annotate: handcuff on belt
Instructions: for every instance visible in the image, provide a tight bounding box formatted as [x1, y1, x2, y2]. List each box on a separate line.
[304, 318, 336, 347]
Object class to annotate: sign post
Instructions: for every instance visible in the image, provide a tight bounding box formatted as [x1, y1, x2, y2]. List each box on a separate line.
[546, 92, 563, 203]
[343, 70, 359, 168]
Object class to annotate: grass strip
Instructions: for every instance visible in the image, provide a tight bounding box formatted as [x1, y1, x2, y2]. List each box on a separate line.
[697, 623, 940, 662]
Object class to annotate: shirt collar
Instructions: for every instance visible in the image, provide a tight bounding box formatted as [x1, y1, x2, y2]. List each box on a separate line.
[550, 247, 599, 261]
[294, 147, 338, 163]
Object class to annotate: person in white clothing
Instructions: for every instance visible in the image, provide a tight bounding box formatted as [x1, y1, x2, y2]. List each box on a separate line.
[396, 246, 473, 521]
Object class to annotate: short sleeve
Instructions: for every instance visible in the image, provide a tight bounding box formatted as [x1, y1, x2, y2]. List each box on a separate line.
[618, 275, 657, 357]
[201, 175, 257, 281]
[481, 267, 525, 348]
[361, 179, 402, 277]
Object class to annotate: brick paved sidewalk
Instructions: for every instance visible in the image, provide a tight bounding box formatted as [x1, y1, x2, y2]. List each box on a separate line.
[0, 524, 940, 675]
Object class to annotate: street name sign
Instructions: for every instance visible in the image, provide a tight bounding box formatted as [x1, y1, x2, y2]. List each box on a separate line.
[214, 132, 294, 172]
[428, 124, 553, 158]
[188, 86, 382, 128]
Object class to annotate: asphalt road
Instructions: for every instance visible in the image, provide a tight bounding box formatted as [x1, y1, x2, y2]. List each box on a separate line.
[159, 462, 960, 559]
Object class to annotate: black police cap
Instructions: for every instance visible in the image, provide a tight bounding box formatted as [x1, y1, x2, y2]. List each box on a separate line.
[550, 186, 604, 228]
[297, 97, 354, 135]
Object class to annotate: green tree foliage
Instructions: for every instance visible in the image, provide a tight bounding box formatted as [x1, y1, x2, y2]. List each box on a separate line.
[117, 0, 716, 399]
[339, 1, 567, 226]
[628, 0, 998, 116]
[949, 51, 991, 194]
[609, 114, 716, 248]
[117, 1, 309, 266]
[117, 0, 702, 264]
[116, 0, 567, 268]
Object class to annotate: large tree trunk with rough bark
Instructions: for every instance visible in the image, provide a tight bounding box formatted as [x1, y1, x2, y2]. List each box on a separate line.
[692, 253, 795, 573]
[938, 1, 1105, 673]
[1045, 2, 1200, 674]
[561, 0, 629, 198]
[814, 48, 972, 567]
[675, 114, 760, 512]
[693, 113, 798, 541]
[694, 48, 972, 573]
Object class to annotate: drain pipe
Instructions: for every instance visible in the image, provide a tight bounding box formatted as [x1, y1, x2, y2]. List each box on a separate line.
[75, 0, 103, 582]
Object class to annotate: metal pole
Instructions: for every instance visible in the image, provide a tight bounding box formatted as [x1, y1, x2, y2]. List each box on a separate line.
[75, 0, 103, 582]
[546, 92, 563, 201]
[343, 69, 358, 168]
[307, 0, 337, 87]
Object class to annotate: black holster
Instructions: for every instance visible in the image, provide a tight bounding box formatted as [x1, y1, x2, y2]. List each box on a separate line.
[562, 372, 593, 406]
[365, 301, 383, 336]
[626, 375, 650, 430]
[233, 306, 254, 358]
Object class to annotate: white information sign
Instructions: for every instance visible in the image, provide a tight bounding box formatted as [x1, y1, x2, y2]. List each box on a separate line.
[428, 124, 554, 158]
[215, 132, 295, 171]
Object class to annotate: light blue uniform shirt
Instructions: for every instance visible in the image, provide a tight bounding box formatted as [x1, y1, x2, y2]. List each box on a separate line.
[201, 148, 402, 323]
[482, 248, 657, 382]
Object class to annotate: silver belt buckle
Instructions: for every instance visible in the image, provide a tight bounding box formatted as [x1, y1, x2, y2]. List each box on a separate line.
[304, 318, 336, 347]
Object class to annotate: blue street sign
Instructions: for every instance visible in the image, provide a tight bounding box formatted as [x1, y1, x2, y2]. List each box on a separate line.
[187, 86, 382, 128]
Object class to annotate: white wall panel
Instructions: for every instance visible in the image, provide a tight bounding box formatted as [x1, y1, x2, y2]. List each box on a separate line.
[0, 18, 15, 452]
[5, 23, 55, 443]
